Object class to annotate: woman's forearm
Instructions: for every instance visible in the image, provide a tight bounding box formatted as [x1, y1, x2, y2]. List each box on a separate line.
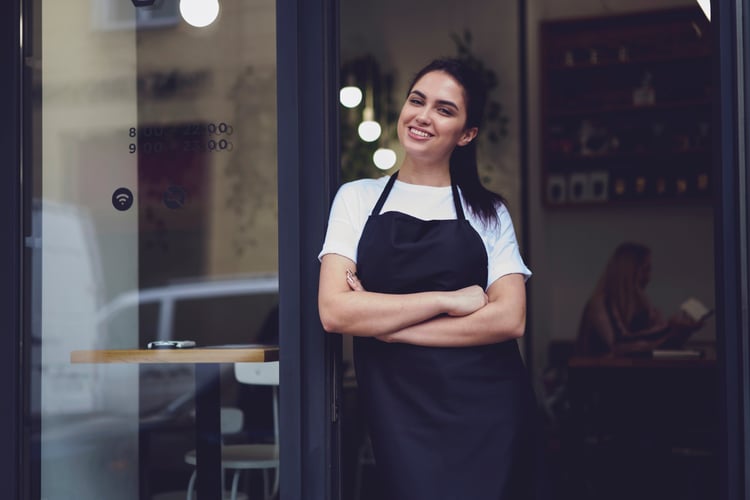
[618, 322, 670, 340]
[377, 274, 527, 347]
[318, 254, 487, 336]
[612, 337, 663, 355]
[320, 288, 471, 337]
[379, 302, 525, 347]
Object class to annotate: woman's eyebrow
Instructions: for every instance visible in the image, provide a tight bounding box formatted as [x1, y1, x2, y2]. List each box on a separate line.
[436, 99, 459, 111]
[409, 90, 459, 111]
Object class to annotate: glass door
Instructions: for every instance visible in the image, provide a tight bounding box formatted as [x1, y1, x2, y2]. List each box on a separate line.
[25, 0, 281, 497]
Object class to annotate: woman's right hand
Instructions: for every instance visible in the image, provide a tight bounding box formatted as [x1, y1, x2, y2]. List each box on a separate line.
[444, 285, 488, 317]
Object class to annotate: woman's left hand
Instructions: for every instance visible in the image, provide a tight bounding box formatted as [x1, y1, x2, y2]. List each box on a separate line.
[375, 273, 527, 347]
[345, 269, 394, 343]
[346, 269, 365, 291]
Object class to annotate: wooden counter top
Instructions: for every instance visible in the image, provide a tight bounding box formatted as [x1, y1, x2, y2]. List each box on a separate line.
[71, 345, 279, 364]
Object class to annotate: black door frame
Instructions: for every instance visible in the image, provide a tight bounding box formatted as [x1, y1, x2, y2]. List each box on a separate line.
[276, 0, 342, 498]
[0, 0, 23, 498]
[714, 1, 750, 498]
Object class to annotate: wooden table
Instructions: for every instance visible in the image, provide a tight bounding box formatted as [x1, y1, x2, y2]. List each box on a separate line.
[71, 346, 279, 499]
[568, 354, 716, 369]
[565, 352, 717, 499]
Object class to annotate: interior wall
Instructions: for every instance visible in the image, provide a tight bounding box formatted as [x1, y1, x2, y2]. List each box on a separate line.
[526, 0, 715, 381]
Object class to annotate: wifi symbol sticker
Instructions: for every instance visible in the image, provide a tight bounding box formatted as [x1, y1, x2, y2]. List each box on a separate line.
[112, 187, 134, 211]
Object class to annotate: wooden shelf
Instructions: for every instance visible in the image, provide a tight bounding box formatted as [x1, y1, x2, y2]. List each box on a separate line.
[540, 7, 712, 208]
[547, 50, 711, 72]
[548, 99, 710, 118]
[546, 148, 710, 165]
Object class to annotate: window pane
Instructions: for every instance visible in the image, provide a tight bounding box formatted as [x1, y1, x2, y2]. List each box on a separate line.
[28, 0, 279, 497]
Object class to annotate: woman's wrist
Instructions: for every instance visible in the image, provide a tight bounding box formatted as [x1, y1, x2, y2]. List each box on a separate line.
[437, 290, 454, 315]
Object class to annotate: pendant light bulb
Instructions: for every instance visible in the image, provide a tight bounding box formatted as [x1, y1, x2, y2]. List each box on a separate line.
[373, 148, 397, 170]
[180, 0, 220, 28]
[340, 86, 363, 108]
[358, 107, 381, 142]
[358, 121, 382, 142]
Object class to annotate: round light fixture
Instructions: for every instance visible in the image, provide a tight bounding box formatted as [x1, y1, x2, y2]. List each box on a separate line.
[373, 148, 397, 170]
[339, 86, 363, 108]
[179, 0, 220, 28]
[358, 121, 381, 142]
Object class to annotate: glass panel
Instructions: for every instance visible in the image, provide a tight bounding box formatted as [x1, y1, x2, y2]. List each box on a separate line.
[27, 0, 278, 497]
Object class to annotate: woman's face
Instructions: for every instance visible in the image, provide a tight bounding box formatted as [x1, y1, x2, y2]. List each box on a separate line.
[396, 70, 478, 164]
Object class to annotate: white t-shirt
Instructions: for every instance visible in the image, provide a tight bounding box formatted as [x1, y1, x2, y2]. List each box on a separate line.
[318, 175, 532, 289]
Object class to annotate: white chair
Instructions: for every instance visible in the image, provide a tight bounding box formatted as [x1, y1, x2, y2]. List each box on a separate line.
[184, 361, 280, 500]
[152, 407, 249, 500]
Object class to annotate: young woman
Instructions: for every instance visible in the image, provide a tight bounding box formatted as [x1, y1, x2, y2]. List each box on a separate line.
[576, 241, 702, 356]
[318, 58, 541, 499]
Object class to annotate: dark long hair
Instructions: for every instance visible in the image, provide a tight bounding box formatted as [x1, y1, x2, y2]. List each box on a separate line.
[597, 242, 652, 326]
[407, 58, 505, 225]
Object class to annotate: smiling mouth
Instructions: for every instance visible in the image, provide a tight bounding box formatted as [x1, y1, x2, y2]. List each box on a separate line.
[409, 127, 433, 138]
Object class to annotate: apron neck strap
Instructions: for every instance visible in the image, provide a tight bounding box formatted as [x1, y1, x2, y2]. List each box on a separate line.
[371, 171, 399, 216]
[370, 170, 466, 220]
[451, 182, 466, 220]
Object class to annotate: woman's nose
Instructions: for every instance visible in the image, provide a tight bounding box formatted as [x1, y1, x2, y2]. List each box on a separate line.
[416, 109, 431, 124]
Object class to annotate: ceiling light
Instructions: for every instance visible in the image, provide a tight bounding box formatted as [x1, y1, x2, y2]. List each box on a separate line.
[358, 121, 381, 142]
[358, 107, 381, 142]
[373, 148, 397, 170]
[179, 0, 220, 28]
[340, 86, 363, 108]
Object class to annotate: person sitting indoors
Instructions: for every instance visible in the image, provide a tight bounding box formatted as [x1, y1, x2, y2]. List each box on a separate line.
[575, 242, 703, 356]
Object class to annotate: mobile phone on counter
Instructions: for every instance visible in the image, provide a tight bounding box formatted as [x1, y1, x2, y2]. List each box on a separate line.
[147, 340, 196, 349]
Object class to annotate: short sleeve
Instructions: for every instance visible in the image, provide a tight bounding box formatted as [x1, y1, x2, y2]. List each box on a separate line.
[318, 182, 368, 263]
[486, 205, 532, 287]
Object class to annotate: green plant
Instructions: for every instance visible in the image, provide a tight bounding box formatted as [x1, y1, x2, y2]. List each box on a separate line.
[450, 29, 509, 146]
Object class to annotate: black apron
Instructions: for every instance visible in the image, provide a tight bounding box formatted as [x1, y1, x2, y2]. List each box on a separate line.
[354, 172, 539, 500]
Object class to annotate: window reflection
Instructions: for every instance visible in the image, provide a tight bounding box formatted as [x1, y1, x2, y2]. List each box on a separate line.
[31, 0, 278, 497]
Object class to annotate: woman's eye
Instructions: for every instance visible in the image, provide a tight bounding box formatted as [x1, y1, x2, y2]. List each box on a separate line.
[438, 107, 453, 116]
[409, 98, 423, 105]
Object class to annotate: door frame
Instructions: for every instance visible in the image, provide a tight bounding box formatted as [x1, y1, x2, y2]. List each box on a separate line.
[276, 0, 342, 498]
[714, 1, 750, 498]
[0, 0, 23, 497]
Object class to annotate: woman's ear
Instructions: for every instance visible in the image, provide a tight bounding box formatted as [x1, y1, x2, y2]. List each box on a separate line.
[458, 127, 478, 146]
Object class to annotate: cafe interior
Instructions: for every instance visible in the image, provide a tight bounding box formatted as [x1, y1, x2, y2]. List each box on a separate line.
[27, 0, 725, 499]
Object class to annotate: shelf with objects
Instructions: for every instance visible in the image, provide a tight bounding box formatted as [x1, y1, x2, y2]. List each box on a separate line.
[540, 7, 712, 207]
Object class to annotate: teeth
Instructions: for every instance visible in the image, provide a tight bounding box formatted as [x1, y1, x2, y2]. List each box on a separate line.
[410, 127, 430, 138]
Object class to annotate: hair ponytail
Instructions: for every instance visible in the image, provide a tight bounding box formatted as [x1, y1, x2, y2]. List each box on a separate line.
[409, 58, 505, 225]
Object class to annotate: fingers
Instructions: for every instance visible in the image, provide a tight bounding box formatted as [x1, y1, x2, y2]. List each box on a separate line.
[446, 285, 488, 317]
[346, 269, 365, 291]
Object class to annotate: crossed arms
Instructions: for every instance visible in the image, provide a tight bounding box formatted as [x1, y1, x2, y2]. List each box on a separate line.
[317, 253, 527, 347]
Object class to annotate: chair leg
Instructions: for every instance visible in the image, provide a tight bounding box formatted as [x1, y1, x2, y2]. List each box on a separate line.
[271, 466, 280, 498]
[230, 470, 241, 500]
[263, 468, 281, 500]
[263, 469, 271, 500]
[186, 470, 197, 500]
